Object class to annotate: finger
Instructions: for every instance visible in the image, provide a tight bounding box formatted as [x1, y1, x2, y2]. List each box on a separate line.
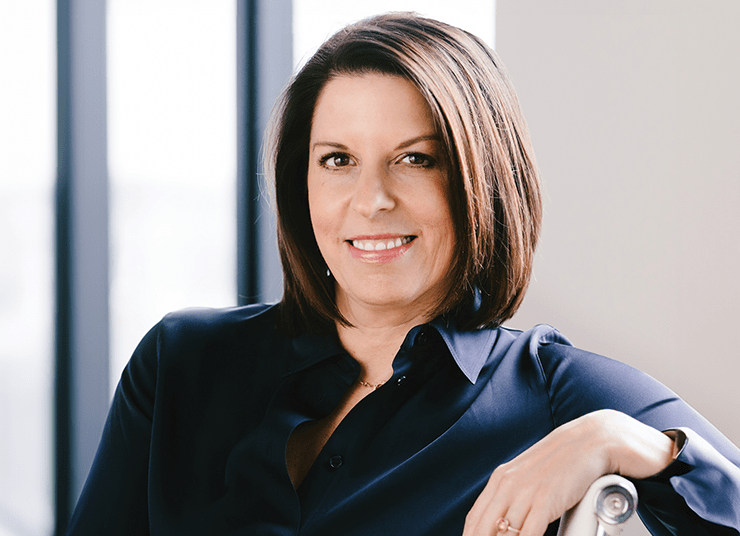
[517, 509, 552, 536]
[479, 503, 530, 536]
[463, 472, 505, 535]
[467, 489, 532, 536]
[464, 496, 500, 536]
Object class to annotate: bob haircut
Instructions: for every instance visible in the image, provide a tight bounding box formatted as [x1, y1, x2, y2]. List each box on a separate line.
[266, 12, 541, 334]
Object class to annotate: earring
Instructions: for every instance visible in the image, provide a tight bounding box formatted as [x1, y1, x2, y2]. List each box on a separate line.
[326, 268, 331, 277]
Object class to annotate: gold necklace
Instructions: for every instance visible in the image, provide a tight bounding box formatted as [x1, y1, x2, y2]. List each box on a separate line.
[356, 378, 387, 390]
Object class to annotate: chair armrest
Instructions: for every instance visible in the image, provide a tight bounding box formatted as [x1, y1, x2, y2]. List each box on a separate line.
[557, 474, 638, 536]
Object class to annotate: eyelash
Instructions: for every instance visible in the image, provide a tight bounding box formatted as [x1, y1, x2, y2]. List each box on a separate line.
[318, 152, 352, 169]
[400, 153, 435, 168]
[317, 152, 436, 169]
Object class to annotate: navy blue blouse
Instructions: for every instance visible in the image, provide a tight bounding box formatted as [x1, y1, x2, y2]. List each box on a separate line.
[66, 304, 740, 535]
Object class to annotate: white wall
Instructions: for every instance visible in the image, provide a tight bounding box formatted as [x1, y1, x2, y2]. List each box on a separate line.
[498, 0, 740, 449]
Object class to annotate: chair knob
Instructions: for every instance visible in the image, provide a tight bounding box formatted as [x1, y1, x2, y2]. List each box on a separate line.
[557, 474, 638, 536]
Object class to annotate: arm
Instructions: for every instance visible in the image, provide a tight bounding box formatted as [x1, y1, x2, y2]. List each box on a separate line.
[541, 340, 740, 534]
[463, 408, 677, 536]
[65, 322, 159, 535]
[636, 427, 740, 534]
[464, 331, 740, 536]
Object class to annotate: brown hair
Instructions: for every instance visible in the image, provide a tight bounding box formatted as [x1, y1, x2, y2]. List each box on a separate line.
[266, 12, 541, 334]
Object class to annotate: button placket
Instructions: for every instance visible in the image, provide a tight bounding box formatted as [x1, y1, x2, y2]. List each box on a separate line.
[415, 329, 429, 346]
[327, 454, 344, 470]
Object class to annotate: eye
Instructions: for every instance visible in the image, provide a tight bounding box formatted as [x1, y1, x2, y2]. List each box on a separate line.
[400, 153, 435, 168]
[319, 152, 352, 168]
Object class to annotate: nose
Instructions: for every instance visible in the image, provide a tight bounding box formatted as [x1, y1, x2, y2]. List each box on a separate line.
[350, 164, 396, 218]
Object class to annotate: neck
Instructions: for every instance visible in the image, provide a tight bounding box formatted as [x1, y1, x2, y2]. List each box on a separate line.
[335, 298, 435, 384]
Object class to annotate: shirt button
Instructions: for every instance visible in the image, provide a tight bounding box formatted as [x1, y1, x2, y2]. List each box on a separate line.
[397, 375, 407, 387]
[328, 455, 343, 470]
[415, 329, 428, 346]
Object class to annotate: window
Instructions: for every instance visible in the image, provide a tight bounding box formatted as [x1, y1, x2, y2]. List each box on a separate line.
[1, 4, 494, 534]
[108, 0, 237, 388]
[0, 1, 55, 534]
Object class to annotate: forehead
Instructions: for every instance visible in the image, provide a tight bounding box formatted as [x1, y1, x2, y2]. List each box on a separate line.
[310, 73, 438, 142]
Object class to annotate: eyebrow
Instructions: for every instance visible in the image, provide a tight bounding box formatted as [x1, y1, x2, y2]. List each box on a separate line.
[310, 134, 441, 153]
[395, 134, 441, 150]
[311, 141, 349, 152]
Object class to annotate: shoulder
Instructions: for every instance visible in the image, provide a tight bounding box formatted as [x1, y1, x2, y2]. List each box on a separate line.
[495, 323, 643, 386]
[496, 324, 684, 427]
[159, 302, 276, 333]
[153, 303, 278, 348]
[496, 323, 573, 353]
[491, 323, 576, 379]
[128, 303, 284, 379]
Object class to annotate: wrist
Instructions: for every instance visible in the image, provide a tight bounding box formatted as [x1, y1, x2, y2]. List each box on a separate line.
[597, 410, 676, 478]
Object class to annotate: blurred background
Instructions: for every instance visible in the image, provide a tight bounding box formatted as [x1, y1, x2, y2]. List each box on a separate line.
[0, 1, 736, 534]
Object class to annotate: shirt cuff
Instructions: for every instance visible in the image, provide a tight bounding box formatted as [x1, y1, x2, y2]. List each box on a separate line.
[663, 428, 688, 462]
[647, 427, 740, 530]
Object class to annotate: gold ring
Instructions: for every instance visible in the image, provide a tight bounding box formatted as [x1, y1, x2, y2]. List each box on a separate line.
[496, 518, 521, 534]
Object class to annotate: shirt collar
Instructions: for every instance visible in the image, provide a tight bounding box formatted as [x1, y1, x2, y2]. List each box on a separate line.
[428, 317, 499, 384]
[287, 318, 499, 385]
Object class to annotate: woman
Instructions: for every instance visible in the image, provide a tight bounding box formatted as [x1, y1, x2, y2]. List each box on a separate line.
[67, 13, 740, 536]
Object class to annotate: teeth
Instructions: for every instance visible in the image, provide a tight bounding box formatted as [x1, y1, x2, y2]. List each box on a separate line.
[351, 236, 412, 251]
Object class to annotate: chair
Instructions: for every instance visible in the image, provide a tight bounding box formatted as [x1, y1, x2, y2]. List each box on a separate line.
[557, 474, 638, 536]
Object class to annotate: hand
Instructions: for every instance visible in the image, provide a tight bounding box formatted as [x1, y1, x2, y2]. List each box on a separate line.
[462, 409, 675, 536]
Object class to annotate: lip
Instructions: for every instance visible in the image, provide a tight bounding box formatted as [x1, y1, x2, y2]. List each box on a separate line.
[346, 234, 415, 263]
[347, 233, 409, 241]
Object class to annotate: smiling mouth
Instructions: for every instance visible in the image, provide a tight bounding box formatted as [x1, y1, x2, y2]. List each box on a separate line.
[348, 236, 415, 251]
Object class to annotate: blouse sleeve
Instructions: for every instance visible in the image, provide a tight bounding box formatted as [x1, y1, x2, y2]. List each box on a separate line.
[535, 333, 740, 535]
[65, 321, 160, 535]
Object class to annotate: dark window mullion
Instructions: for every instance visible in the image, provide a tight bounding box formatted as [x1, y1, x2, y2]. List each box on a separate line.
[236, 0, 258, 305]
[55, 0, 110, 532]
[236, 0, 292, 305]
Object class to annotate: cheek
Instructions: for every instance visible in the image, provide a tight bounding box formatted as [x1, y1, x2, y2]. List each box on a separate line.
[427, 199, 457, 267]
[417, 186, 455, 237]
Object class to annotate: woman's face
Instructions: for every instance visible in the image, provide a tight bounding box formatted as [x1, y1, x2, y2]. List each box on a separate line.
[307, 73, 456, 322]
